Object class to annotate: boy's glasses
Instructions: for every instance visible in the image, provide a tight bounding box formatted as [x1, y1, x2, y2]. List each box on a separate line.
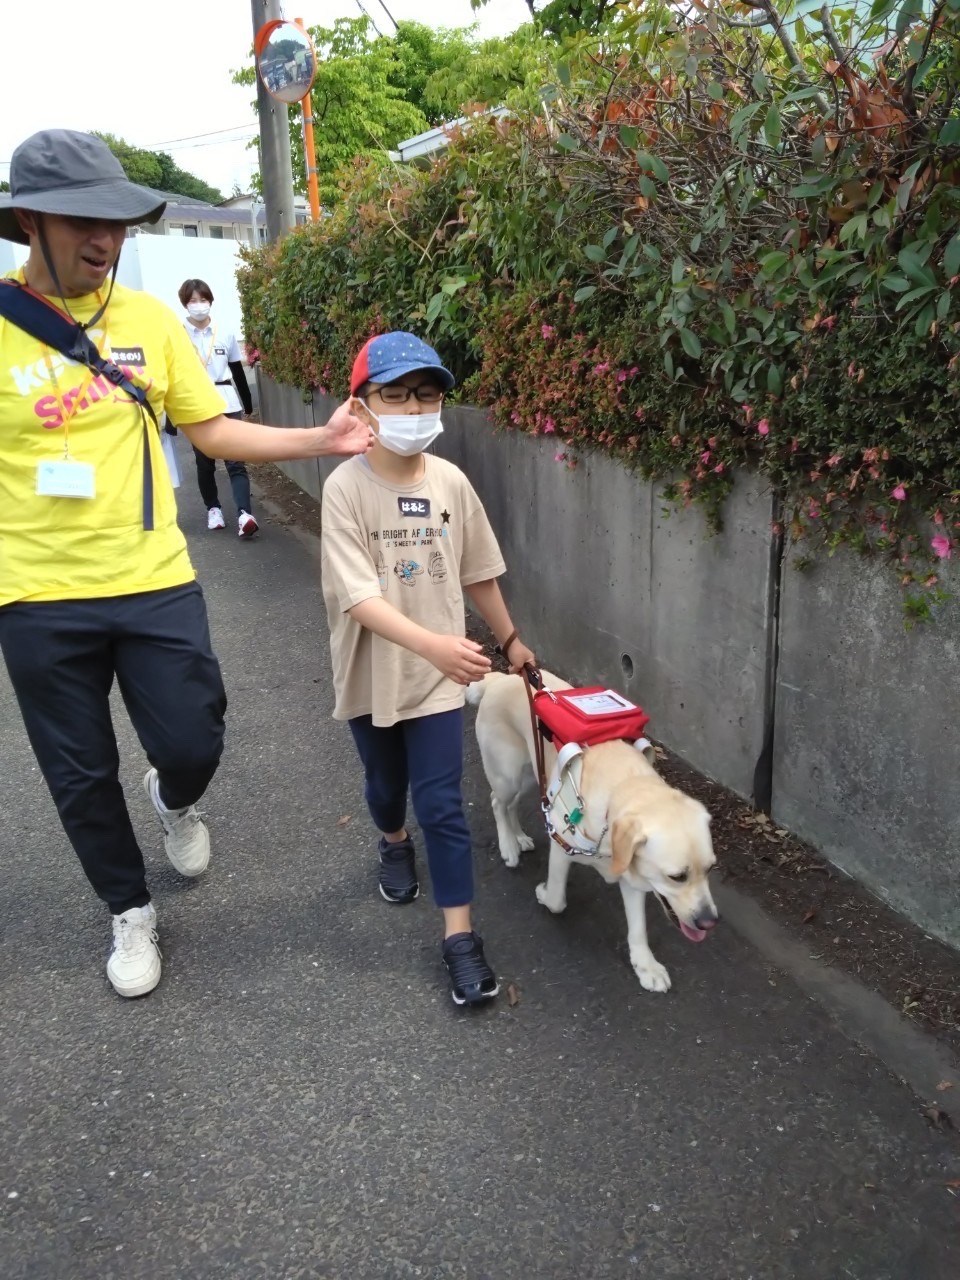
[372, 383, 445, 405]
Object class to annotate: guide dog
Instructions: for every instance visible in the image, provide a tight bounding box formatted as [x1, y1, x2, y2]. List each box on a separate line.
[466, 671, 718, 992]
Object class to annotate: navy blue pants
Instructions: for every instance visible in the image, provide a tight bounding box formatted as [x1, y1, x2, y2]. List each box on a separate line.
[348, 709, 474, 908]
[193, 411, 253, 516]
[0, 583, 226, 913]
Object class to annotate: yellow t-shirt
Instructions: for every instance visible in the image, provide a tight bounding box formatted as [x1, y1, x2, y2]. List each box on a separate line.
[321, 454, 507, 726]
[0, 280, 226, 606]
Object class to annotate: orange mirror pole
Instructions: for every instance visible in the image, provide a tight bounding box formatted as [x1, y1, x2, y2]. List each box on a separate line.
[295, 18, 321, 222]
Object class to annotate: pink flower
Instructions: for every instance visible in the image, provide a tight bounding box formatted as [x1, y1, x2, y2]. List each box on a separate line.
[510, 411, 520, 424]
[635, 407, 646, 420]
[891, 485, 907, 501]
[808, 502, 821, 520]
[629, 366, 639, 377]
[700, 450, 712, 464]
[707, 436, 718, 448]
[670, 434, 682, 447]
[713, 462, 726, 475]
[757, 419, 770, 436]
[593, 361, 610, 374]
[934, 510, 944, 526]
[554, 451, 567, 463]
[543, 417, 556, 434]
[541, 324, 555, 339]
[742, 403, 754, 424]
[931, 535, 952, 559]
[617, 370, 628, 383]
[826, 453, 843, 468]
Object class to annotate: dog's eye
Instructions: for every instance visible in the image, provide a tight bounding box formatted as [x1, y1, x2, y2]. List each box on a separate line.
[668, 871, 688, 883]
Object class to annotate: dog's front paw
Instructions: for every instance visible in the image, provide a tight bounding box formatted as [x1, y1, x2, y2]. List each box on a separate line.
[535, 882, 566, 914]
[517, 832, 535, 852]
[631, 952, 671, 993]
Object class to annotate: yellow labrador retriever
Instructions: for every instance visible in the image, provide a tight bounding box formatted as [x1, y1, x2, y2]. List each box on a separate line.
[466, 671, 718, 992]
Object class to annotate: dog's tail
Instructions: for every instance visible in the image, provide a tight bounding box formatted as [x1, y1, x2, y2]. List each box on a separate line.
[464, 675, 492, 707]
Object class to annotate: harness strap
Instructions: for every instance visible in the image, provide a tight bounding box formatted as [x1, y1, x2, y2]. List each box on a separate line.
[521, 664, 549, 809]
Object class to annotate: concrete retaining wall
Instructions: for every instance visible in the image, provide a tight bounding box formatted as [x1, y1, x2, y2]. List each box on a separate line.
[772, 545, 960, 944]
[256, 371, 960, 948]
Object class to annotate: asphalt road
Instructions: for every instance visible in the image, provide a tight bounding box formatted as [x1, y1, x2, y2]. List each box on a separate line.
[1, 454, 958, 1280]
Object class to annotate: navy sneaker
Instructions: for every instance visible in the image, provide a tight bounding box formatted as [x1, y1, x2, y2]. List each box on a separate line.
[378, 835, 419, 904]
[442, 932, 500, 1006]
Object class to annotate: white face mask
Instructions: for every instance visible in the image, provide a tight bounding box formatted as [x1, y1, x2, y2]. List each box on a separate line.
[187, 302, 211, 320]
[363, 403, 444, 457]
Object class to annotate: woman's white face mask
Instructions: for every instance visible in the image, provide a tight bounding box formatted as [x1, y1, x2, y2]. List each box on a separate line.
[362, 402, 443, 457]
[187, 302, 211, 321]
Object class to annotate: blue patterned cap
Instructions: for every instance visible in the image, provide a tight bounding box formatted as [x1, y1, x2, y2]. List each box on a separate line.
[351, 331, 455, 395]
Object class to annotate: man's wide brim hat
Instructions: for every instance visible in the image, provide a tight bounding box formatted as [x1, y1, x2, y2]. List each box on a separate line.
[0, 129, 166, 245]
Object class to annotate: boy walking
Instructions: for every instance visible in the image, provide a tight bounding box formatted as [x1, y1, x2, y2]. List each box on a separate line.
[321, 333, 535, 1005]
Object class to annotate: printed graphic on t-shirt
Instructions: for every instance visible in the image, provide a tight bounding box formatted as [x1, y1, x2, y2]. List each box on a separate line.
[428, 549, 448, 582]
[370, 522, 450, 557]
[393, 558, 424, 587]
[10, 325, 154, 431]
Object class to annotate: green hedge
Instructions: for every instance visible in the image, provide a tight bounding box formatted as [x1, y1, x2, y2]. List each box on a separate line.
[239, 6, 960, 619]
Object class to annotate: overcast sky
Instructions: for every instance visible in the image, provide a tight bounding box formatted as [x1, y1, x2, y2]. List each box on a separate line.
[0, 0, 527, 198]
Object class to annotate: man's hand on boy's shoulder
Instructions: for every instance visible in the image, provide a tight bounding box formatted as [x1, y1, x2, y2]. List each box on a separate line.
[422, 634, 492, 686]
[317, 400, 376, 457]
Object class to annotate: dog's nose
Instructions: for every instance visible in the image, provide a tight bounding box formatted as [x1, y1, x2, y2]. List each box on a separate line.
[694, 910, 719, 931]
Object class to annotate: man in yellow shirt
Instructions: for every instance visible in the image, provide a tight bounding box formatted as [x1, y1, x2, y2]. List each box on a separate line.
[0, 130, 374, 999]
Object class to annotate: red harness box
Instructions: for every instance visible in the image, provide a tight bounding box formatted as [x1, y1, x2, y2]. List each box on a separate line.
[533, 686, 650, 750]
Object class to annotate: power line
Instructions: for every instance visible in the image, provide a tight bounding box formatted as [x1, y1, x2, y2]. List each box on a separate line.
[141, 124, 257, 148]
[355, 0, 383, 37]
[375, 0, 399, 31]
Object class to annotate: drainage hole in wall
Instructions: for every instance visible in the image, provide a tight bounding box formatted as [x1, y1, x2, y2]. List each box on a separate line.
[620, 653, 635, 681]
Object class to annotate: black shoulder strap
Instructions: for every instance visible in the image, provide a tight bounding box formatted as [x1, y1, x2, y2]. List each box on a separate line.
[0, 278, 158, 428]
[0, 278, 160, 529]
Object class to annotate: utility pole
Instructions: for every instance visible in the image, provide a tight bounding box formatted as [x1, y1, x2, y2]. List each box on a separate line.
[250, 0, 296, 243]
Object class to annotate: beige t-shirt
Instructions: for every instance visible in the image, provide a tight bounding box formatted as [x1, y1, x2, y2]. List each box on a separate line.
[321, 454, 507, 726]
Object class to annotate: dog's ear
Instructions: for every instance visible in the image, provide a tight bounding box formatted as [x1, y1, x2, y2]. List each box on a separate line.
[610, 817, 645, 876]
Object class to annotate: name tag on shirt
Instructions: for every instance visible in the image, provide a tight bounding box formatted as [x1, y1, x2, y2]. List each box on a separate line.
[398, 497, 430, 518]
[36, 459, 96, 499]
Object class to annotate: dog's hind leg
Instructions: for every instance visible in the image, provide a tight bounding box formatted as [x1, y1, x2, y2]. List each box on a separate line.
[535, 841, 571, 914]
[479, 727, 534, 868]
[619, 883, 671, 993]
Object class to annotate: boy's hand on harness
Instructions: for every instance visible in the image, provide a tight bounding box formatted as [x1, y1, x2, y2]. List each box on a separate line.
[424, 634, 492, 685]
[506, 638, 536, 674]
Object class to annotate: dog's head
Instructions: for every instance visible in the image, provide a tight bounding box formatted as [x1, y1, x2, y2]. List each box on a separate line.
[610, 795, 718, 942]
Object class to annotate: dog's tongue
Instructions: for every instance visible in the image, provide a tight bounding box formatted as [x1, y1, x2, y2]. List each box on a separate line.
[679, 921, 709, 943]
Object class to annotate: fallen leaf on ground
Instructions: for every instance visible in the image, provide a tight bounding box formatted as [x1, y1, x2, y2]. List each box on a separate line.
[936, 1080, 954, 1092]
[922, 1105, 954, 1129]
[801, 909, 817, 924]
[507, 983, 521, 1007]
[336, 815, 352, 827]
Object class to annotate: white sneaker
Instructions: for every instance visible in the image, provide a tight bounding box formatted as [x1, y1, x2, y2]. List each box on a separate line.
[107, 904, 161, 998]
[238, 512, 259, 539]
[143, 768, 210, 876]
[207, 507, 226, 530]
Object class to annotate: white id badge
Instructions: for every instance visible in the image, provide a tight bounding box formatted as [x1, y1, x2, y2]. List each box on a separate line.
[36, 459, 97, 499]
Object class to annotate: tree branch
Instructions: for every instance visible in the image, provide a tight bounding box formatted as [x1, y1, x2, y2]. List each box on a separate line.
[819, 5, 847, 65]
